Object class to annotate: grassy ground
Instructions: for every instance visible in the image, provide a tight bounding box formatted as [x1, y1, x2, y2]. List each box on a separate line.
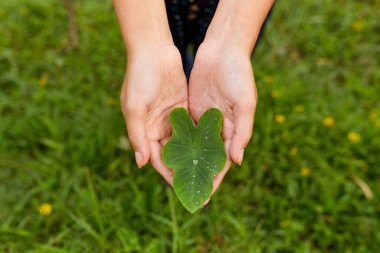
[1, 0, 379, 252]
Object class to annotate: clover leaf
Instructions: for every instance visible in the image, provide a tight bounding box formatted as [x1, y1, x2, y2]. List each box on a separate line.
[162, 108, 226, 213]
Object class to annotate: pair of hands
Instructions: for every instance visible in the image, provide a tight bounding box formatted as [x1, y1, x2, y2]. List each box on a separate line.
[120, 41, 257, 197]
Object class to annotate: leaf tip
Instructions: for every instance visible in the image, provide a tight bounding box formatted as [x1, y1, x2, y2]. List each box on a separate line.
[186, 206, 200, 214]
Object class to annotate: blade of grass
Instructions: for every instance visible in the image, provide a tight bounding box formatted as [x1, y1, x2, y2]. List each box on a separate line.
[167, 188, 179, 253]
[29, 244, 74, 253]
[68, 212, 104, 247]
[84, 169, 106, 237]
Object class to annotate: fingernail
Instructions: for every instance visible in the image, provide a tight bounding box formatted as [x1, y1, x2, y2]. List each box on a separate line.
[135, 151, 143, 168]
[238, 149, 244, 166]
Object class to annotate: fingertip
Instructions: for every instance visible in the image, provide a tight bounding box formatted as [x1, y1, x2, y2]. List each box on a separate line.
[150, 142, 174, 186]
[135, 150, 150, 168]
[135, 151, 143, 168]
[238, 149, 244, 166]
[229, 145, 243, 165]
[212, 159, 232, 195]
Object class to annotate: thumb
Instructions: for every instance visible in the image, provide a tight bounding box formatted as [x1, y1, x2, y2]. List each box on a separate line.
[123, 105, 150, 168]
[229, 103, 256, 165]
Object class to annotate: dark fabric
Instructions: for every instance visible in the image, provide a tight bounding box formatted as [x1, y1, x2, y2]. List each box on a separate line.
[165, 0, 219, 54]
[165, 0, 273, 76]
[165, 0, 219, 76]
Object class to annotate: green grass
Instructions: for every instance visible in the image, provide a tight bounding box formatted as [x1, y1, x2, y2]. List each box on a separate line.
[1, 0, 379, 252]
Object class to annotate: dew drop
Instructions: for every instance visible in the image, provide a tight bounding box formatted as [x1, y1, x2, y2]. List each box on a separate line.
[192, 175, 196, 178]
[197, 191, 200, 194]
[205, 136, 208, 140]
[196, 202, 199, 205]
[193, 159, 198, 165]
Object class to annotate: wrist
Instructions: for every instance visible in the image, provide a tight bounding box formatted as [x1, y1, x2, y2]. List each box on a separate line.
[113, 0, 174, 55]
[204, 19, 259, 56]
[126, 42, 182, 73]
[127, 39, 175, 58]
[203, 0, 274, 55]
[125, 18, 174, 54]
[198, 39, 251, 64]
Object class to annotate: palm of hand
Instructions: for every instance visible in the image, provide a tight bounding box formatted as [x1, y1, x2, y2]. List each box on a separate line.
[188, 44, 257, 193]
[121, 46, 188, 184]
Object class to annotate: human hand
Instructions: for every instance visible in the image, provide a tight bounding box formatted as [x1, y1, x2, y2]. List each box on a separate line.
[188, 41, 258, 196]
[120, 43, 188, 185]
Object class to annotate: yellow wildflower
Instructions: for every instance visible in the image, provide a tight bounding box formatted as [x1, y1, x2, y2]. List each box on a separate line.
[275, 114, 285, 124]
[352, 20, 364, 32]
[38, 74, 48, 88]
[280, 220, 289, 229]
[38, 203, 53, 216]
[300, 167, 311, 177]
[20, 6, 29, 14]
[107, 97, 115, 106]
[369, 109, 377, 122]
[347, 132, 361, 143]
[322, 117, 335, 127]
[361, 163, 369, 172]
[316, 57, 329, 65]
[294, 105, 304, 113]
[270, 90, 281, 98]
[290, 147, 298, 156]
[263, 75, 273, 84]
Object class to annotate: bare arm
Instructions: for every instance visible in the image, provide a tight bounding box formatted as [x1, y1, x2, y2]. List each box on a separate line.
[113, 0, 187, 185]
[205, 0, 274, 55]
[189, 0, 274, 197]
[113, 0, 173, 52]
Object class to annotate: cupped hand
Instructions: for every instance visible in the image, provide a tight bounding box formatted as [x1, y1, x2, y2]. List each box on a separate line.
[120, 44, 188, 185]
[189, 42, 258, 196]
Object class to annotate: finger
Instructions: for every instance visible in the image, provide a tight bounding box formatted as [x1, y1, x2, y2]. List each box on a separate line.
[150, 141, 173, 186]
[159, 137, 170, 146]
[211, 139, 232, 195]
[229, 102, 256, 165]
[122, 104, 150, 168]
[212, 158, 232, 195]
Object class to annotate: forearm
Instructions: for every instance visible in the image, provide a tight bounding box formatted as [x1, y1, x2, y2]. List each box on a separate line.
[204, 0, 274, 55]
[112, 0, 173, 53]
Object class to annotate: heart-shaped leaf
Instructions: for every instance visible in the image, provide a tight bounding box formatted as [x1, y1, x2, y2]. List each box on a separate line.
[162, 108, 226, 213]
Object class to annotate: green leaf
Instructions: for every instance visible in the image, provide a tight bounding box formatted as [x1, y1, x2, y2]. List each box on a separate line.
[163, 108, 226, 213]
